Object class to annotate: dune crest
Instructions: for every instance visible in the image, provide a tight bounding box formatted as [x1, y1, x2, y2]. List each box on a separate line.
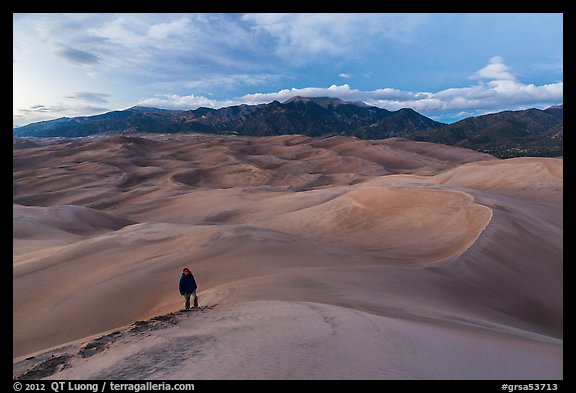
[262, 186, 492, 261]
[14, 301, 562, 380]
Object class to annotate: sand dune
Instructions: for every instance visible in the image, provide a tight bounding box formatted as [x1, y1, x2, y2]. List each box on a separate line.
[14, 302, 561, 380]
[13, 138, 40, 149]
[261, 186, 492, 260]
[13, 134, 562, 379]
[434, 157, 563, 200]
[13, 204, 134, 239]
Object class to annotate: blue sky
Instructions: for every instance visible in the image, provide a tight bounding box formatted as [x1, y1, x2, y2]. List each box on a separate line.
[13, 13, 563, 126]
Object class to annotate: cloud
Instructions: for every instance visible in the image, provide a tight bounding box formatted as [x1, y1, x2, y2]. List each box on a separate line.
[469, 56, 516, 81]
[19, 14, 265, 80]
[20, 104, 64, 113]
[81, 14, 268, 73]
[136, 94, 237, 110]
[364, 79, 562, 113]
[67, 92, 110, 104]
[338, 73, 353, 79]
[239, 84, 419, 105]
[241, 13, 428, 62]
[15, 103, 110, 125]
[18, 103, 109, 115]
[147, 17, 191, 40]
[55, 46, 100, 65]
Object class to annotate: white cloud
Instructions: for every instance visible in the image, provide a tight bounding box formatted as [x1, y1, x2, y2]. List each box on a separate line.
[136, 94, 237, 110]
[238, 84, 413, 105]
[147, 17, 191, 40]
[338, 73, 353, 79]
[469, 56, 516, 81]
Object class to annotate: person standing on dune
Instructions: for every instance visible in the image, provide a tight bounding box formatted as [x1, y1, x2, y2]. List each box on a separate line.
[179, 267, 198, 310]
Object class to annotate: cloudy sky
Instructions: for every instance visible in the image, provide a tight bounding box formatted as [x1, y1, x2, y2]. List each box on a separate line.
[13, 13, 563, 126]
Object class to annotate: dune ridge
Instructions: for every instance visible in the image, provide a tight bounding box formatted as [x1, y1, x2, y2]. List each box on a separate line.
[13, 134, 562, 379]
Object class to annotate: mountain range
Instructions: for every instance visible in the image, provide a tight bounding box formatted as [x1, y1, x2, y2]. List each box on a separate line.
[13, 97, 562, 158]
[412, 105, 563, 158]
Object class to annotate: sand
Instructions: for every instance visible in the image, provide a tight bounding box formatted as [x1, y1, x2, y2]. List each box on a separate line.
[13, 134, 562, 379]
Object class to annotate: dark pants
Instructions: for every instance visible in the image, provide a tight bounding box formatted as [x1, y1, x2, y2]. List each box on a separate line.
[184, 290, 198, 309]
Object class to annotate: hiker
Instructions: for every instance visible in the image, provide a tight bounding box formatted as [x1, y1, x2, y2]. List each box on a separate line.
[179, 267, 198, 310]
